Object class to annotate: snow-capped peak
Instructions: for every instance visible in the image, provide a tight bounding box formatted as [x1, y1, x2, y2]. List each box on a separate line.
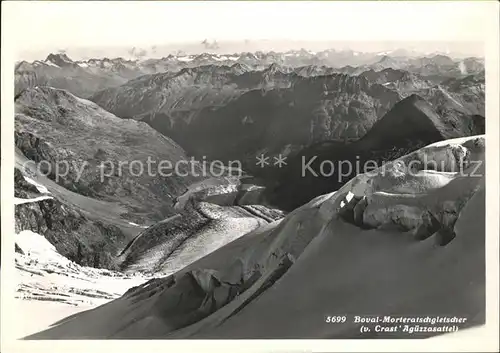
[45, 53, 75, 67]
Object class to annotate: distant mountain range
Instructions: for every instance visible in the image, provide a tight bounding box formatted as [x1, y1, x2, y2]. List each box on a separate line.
[15, 50, 484, 97]
[14, 49, 485, 186]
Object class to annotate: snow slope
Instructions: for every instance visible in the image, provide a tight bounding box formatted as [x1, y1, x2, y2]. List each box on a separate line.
[25, 135, 485, 339]
[13, 230, 149, 338]
[15, 230, 148, 306]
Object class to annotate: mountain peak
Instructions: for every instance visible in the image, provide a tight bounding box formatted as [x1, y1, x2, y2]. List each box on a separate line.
[376, 55, 401, 66]
[231, 62, 251, 73]
[265, 63, 283, 73]
[358, 94, 451, 149]
[45, 53, 75, 67]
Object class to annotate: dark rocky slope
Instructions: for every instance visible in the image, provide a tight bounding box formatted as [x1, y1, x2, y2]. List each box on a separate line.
[91, 71, 402, 172]
[15, 86, 203, 222]
[13, 86, 215, 270]
[264, 94, 485, 211]
[14, 166, 129, 269]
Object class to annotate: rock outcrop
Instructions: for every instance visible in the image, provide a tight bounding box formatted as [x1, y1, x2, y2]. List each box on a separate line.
[14, 166, 129, 269]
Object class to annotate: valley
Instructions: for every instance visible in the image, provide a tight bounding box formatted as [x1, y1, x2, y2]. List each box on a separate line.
[12, 46, 487, 340]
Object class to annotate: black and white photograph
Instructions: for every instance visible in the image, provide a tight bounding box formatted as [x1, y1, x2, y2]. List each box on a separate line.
[1, 0, 499, 350]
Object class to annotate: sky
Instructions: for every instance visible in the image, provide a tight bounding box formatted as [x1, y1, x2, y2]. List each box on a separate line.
[2, 1, 492, 60]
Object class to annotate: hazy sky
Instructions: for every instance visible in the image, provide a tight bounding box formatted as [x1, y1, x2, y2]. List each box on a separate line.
[3, 1, 492, 60]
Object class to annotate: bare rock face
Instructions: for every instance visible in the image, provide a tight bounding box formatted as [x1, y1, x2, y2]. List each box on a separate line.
[14, 168, 39, 198]
[15, 198, 127, 269]
[15, 163, 128, 269]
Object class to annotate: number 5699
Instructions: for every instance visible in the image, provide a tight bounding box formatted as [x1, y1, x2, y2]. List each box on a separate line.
[325, 316, 347, 323]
